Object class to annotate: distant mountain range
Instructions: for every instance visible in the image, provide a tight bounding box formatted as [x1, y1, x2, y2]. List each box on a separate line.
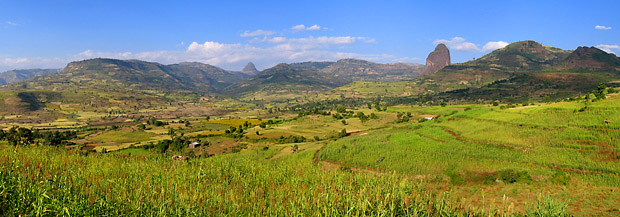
[0, 68, 60, 85]
[7, 58, 250, 93]
[2, 39, 620, 111]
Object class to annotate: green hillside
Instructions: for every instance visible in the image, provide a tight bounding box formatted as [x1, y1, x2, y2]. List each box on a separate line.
[415, 41, 573, 93]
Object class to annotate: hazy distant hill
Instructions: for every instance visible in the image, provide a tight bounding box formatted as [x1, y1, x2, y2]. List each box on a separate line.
[0, 68, 60, 85]
[226, 63, 344, 100]
[289, 61, 335, 71]
[167, 62, 251, 90]
[319, 59, 423, 82]
[241, 62, 259, 75]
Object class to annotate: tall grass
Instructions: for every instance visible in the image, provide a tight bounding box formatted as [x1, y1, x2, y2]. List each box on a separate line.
[0, 145, 481, 216]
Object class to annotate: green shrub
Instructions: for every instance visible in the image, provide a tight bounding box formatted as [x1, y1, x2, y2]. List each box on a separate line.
[444, 167, 465, 185]
[497, 169, 532, 184]
[550, 171, 571, 185]
[483, 175, 496, 185]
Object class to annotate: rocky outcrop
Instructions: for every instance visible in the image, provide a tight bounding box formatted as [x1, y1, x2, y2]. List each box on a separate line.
[241, 62, 259, 75]
[423, 43, 451, 74]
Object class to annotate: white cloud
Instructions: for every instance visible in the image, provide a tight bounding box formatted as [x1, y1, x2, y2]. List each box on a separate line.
[0, 56, 66, 71]
[268, 37, 287, 43]
[6, 21, 19, 26]
[240, 29, 275, 37]
[291, 24, 324, 31]
[482, 41, 509, 51]
[291, 24, 306, 31]
[434, 37, 510, 52]
[434, 37, 480, 51]
[0, 34, 389, 72]
[595, 25, 612, 30]
[306, 25, 322, 30]
[597, 44, 620, 54]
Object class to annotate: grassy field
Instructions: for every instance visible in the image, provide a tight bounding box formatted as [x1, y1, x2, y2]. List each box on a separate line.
[317, 95, 620, 216]
[1, 92, 619, 216]
[0, 143, 573, 216]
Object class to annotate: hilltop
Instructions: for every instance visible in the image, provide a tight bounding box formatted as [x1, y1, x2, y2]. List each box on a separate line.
[556, 46, 620, 70]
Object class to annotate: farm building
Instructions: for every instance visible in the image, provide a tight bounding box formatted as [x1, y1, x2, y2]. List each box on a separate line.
[420, 115, 435, 120]
[189, 142, 201, 149]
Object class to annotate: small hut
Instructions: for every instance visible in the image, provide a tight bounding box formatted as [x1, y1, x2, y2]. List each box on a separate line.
[189, 142, 201, 149]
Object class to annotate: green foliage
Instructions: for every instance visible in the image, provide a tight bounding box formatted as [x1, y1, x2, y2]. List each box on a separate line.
[444, 167, 465, 185]
[592, 82, 607, 100]
[338, 129, 348, 138]
[483, 175, 496, 185]
[526, 195, 570, 217]
[336, 105, 347, 113]
[497, 169, 532, 184]
[550, 171, 571, 185]
[0, 146, 482, 216]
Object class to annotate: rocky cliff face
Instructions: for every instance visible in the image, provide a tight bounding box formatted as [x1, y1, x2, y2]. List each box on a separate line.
[423, 43, 450, 74]
[241, 62, 259, 75]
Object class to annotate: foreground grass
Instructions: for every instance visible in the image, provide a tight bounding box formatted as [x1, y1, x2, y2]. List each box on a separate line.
[0, 144, 572, 216]
[0, 145, 461, 216]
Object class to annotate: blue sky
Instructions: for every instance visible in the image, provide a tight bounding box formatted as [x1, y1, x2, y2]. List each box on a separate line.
[0, 0, 618, 71]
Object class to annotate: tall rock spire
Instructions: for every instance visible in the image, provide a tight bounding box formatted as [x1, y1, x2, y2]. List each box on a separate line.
[422, 43, 451, 74]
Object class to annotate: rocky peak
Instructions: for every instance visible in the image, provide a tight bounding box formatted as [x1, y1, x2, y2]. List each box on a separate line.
[242, 62, 259, 75]
[423, 43, 451, 74]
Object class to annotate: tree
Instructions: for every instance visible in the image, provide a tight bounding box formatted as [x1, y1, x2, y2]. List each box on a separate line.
[6, 127, 33, 146]
[336, 105, 347, 113]
[593, 82, 607, 100]
[168, 128, 176, 139]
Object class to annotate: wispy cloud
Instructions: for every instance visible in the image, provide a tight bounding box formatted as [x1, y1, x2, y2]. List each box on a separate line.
[482, 41, 509, 51]
[595, 25, 612, 30]
[597, 44, 620, 54]
[6, 21, 19, 26]
[291, 24, 324, 31]
[240, 29, 275, 37]
[434, 37, 480, 51]
[434, 37, 508, 52]
[0, 35, 386, 72]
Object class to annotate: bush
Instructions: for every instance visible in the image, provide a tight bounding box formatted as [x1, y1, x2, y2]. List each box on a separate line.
[444, 167, 465, 185]
[483, 175, 496, 185]
[550, 171, 571, 185]
[497, 168, 532, 184]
